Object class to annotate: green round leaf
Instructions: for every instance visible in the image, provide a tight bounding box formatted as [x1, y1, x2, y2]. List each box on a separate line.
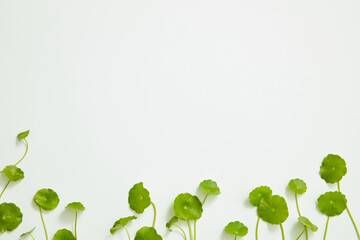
[110, 216, 137, 234]
[53, 229, 76, 240]
[166, 216, 179, 230]
[320, 154, 347, 184]
[199, 179, 220, 195]
[174, 193, 203, 221]
[257, 195, 289, 225]
[317, 191, 347, 217]
[34, 188, 60, 210]
[128, 182, 151, 214]
[66, 202, 85, 211]
[3, 165, 24, 182]
[20, 227, 36, 237]
[134, 227, 163, 240]
[225, 221, 248, 237]
[298, 216, 318, 232]
[17, 130, 29, 141]
[249, 186, 272, 207]
[288, 178, 307, 194]
[0, 202, 23, 233]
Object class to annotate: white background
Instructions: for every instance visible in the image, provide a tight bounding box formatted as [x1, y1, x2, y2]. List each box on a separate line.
[1, 0, 360, 239]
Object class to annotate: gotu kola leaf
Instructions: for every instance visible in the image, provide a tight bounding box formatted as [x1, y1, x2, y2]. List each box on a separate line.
[66, 202, 85, 211]
[0, 202, 23, 233]
[174, 193, 203, 221]
[225, 221, 248, 237]
[249, 186, 272, 207]
[320, 154, 347, 184]
[3, 165, 24, 182]
[110, 216, 137, 234]
[257, 195, 289, 225]
[166, 216, 178, 230]
[20, 227, 36, 237]
[298, 216, 318, 232]
[128, 182, 151, 214]
[17, 130, 29, 141]
[53, 229, 76, 240]
[317, 191, 347, 217]
[134, 226, 162, 240]
[34, 188, 59, 210]
[199, 179, 220, 195]
[288, 178, 307, 194]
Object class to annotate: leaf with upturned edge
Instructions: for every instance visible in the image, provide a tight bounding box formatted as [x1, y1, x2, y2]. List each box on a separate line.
[174, 193, 203, 221]
[110, 216, 137, 234]
[166, 216, 179, 231]
[17, 130, 29, 141]
[0, 202, 23, 233]
[225, 221, 248, 237]
[320, 154, 347, 184]
[20, 227, 36, 238]
[317, 191, 347, 217]
[134, 226, 163, 240]
[3, 165, 24, 182]
[257, 195, 289, 225]
[288, 178, 307, 194]
[128, 182, 151, 214]
[34, 188, 59, 210]
[298, 216, 318, 232]
[53, 229, 76, 240]
[66, 202, 85, 211]
[199, 179, 220, 195]
[249, 186, 272, 207]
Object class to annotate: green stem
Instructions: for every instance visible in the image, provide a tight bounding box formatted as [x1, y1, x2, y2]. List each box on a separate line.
[323, 217, 330, 240]
[295, 193, 302, 217]
[193, 194, 208, 240]
[188, 220, 194, 240]
[280, 223, 285, 240]
[174, 224, 188, 240]
[30, 234, 36, 240]
[337, 182, 360, 239]
[201, 194, 208, 206]
[124, 227, 131, 240]
[39, 207, 49, 240]
[0, 180, 10, 199]
[256, 217, 260, 240]
[296, 228, 305, 240]
[75, 210, 78, 240]
[151, 201, 157, 228]
[305, 227, 308, 240]
[14, 138, 28, 166]
[235, 236, 237, 240]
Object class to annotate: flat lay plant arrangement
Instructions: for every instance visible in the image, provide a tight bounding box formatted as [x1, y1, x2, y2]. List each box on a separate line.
[1, 131, 359, 240]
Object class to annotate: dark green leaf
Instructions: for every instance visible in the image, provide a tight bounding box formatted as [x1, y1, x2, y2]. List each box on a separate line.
[53, 229, 76, 240]
[320, 154, 347, 184]
[17, 130, 29, 141]
[174, 193, 203, 221]
[249, 186, 272, 207]
[134, 227, 163, 240]
[288, 178, 307, 194]
[199, 179, 220, 195]
[110, 216, 137, 234]
[298, 216, 318, 232]
[225, 221, 248, 237]
[3, 165, 24, 182]
[0, 202, 23, 233]
[128, 182, 151, 214]
[257, 195, 289, 225]
[34, 188, 59, 210]
[317, 191, 347, 217]
[66, 202, 85, 211]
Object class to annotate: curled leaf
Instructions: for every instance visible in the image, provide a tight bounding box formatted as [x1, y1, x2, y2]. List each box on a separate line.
[0, 202, 23, 233]
[174, 193, 203, 221]
[257, 195, 289, 225]
[66, 202, 85, 211]
[20, 227, 36, 237]
[3, 165, 24, 182]
[34, 188, 59, 210]
[298, 216, 318, 232]
[249, 186, 272, 207]
[110, 216, 137, 234]
[53, 229, 76, 240]
[288, 178, 307, 194]
[134, 226, 163, 240]
[225, 221, 248, 237]
[128, 182, 151, 214]
[320, 154, 347, 184]
[317, 191, 347, 217]
[17, 130, 29, 141]
[199, 179, 220, 195]
[166, 216, 179, 231]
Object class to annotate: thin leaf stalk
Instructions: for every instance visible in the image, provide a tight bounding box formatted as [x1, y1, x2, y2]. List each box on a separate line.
[75, 210, 78, 240]
[151, 201, 157, 228]
[174, 224, 188, 240]
[296, 229, 305, 240]
[0, 180, 10, 199]
[255, 217, 260, 240]
[125, 227, 131, 240]
[187, 220, 194, 240]
[280, 223, 285, 240]
[323, 217, 330, 240]
[39, 207, 49, 240]
[15, 138, 28, 166]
